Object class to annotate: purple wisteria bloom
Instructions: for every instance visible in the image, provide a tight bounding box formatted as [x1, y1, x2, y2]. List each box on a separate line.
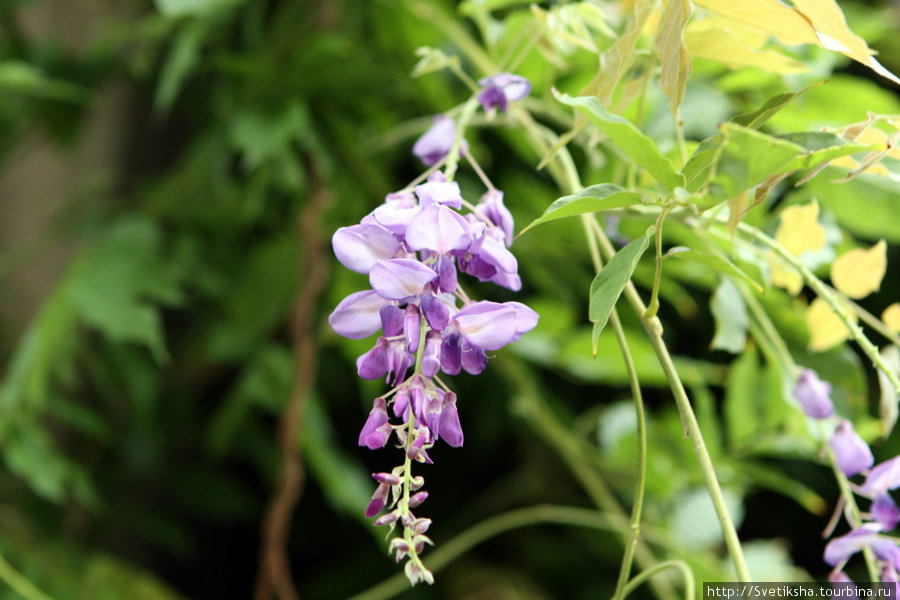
[825, 524, 900, 570]
[413, 116, 468, 167]
[329, 143, 538, 586]
[477, 73, 532, 113]
[793, 369, 835, 419]
[830, 420, 874, 477]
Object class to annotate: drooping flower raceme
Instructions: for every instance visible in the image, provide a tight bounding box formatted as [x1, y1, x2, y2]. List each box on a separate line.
[329, 122, 537, 585]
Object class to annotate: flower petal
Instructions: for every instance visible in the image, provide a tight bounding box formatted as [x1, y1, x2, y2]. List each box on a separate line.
[864, 456, 900, 496]
[793, 368, 835, 419]
[406, 204, 475, 255]
[329, 290, 391, 339]
[369, 258, 436, 300]
[332, 224, 402, 274]
[830, 420, 874, 477]
[454, 301, 519, 351]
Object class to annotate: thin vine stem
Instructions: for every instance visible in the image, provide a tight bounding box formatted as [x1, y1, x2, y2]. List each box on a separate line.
[582, 217, 649, 600]
[348, 504, 678, 600]
[623, 560, 695, 600]
[590, 217, 752, 583]
[0, 550, 55, 600]
[734, 221, 900, 397]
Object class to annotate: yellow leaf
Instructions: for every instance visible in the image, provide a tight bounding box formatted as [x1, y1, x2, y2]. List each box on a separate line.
[792, 0, 900, 86]
[695, 0, 900, 85]
[692, 0, 818, 46]
[775, 201, 826, 257]
[806, 297, 854, 352]
[654, 0, 692, 116]
[771, 262, 803, 296]
[688, 15, 769, 49]
[883, 303, 900, 332]
[831, 240, 888, 299]
[684, 29, 808, 74]
[588, 0, 656, 102]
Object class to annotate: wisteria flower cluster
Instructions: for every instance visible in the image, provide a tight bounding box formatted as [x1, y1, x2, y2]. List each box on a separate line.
[328, 75, 536, 585]
[793, 369, 900, 587]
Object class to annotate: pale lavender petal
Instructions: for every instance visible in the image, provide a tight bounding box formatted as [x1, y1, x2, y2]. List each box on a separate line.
[412, 116, 467, 167]
[824, 527, 880, 566]
[454, 301, 518, 351]
[372, 192, 420, 235]
[406, 203, 475, 255]
[872, 538, 900, 570]
[439, 391, 464, 447]
[329, 290, 391, 339]
[435, 255, 458, 294]
[506, 301, 539, 341]
[332, 224, 402, 274]
[477, 189, 514, 247]
[873, 494, 900, 531]
[477, 73, 531, 111]
[793, 369, 834, 419]
[414, 180, 463, 210]
[864, 457, 900, 496]
[369, 258, 436, 300]
[830, 420, 874, 477]
[491, 271, 522, 291]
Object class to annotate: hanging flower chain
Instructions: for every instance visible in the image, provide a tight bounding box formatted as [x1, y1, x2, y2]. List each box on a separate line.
[328, 74, 535, 586]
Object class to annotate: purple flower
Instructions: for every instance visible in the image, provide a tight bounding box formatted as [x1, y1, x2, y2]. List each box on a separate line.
[372, 192, 421, 236]
[332, 223, 404, 274]
[864, 457, 900, 497]
[414, 174, 464, 210]
[830, 420, 874, 477]
[438, 391, 463, 447]
[793, 369, 835, 419]
[476, 189, 514, 247]
[477, 73, 531, 112]
[412, 116, 468, 167]
[359, 398, 392, 450]
[369, 259, 437, 301]
[406, 204, 477, 255]
[824, 524, 900, 570]
[329, 290, 392, 339]
[873, 494, 900, 531]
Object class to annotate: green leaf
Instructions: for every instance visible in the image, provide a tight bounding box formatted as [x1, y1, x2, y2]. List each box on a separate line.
[710, 278, 748, 354]
[554, 90, 685, 190]
[65, 218, 183, 362]
[0, 61, 86, 101]
[589, 227, 653, 354]
[518, 183, 645, 235]
[155, 23, 205, 112]
[702, 122, 806, 207]
[666, 246, 763, 293]
[777, 132, 880, 172]
[730, 86, 816, 130]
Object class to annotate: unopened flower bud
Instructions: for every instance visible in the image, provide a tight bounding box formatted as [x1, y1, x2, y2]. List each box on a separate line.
[372, 472, 401, 486]
[412, 518, 432, 534]
[366, 483, 390, 518]
[793, 369, 834, 419]
[374, 512, 399, 527]
[409, 491, 429, 508]
[830, 420, 873, 477]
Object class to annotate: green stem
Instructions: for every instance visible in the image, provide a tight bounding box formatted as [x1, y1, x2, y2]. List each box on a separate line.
[0, 550, 55, 600]
[736, 221, 900, 397]
[593, 224, 752, 583]
[444, 96, 482, 184]
[349, 504, 650, 600]
[581, 217, 650, 600]
[611, 306, 649, 600]
[645, 206, 673, 319]
[623, 561, 695, 600]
